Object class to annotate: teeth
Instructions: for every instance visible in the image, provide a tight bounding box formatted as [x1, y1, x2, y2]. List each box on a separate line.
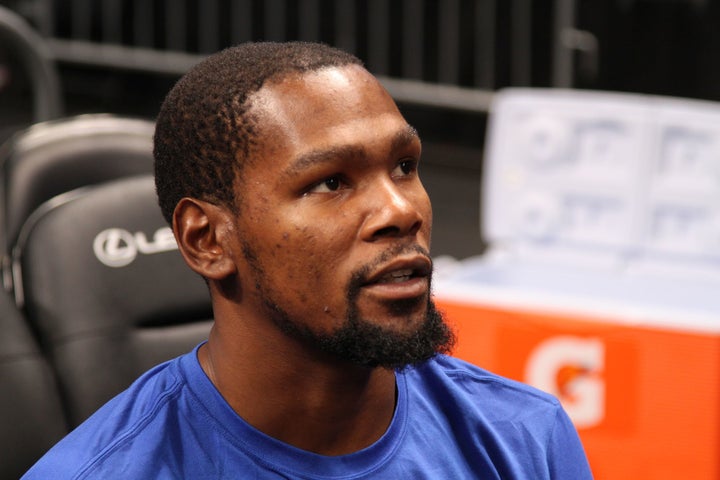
[379, 269, 413, 283]
[392, 269, 413, 278]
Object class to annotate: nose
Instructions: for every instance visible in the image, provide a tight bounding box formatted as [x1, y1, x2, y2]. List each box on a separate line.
[360, 178, 428, 242]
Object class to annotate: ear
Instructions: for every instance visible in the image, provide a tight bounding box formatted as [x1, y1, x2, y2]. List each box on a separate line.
[172, 197, 238, 280]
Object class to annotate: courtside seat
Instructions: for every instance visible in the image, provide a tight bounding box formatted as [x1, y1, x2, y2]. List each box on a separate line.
[13, 175, 213, 426]
[0, 114, 155, 289]
[0, 287, 66, 479]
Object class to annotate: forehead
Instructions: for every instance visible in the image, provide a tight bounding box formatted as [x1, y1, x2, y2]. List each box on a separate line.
[245, 65, 412, 164]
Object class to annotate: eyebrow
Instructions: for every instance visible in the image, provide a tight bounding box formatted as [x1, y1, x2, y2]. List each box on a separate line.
[281, 124, 420, 179]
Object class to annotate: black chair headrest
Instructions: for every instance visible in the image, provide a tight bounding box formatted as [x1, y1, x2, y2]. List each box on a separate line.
[0, 114, 155, 256]
[14, 174, 212, 345]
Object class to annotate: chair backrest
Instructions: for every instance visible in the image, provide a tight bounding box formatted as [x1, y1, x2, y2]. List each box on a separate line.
[0, 287, 67, 479]
[13, 175, 213, 426]
[0, 114, 155, 289]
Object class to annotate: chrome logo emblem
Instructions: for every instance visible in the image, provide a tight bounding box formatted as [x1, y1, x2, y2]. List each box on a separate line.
[93, 227, 177, 267]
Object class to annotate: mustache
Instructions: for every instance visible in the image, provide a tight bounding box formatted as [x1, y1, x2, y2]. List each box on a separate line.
[347, 243, 432, 293]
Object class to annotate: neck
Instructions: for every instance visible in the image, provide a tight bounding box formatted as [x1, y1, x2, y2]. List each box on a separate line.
[198, 324, 398, 456]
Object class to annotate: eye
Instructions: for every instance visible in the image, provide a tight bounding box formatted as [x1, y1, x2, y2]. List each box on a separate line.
[393, 159, 418, 177]
[307, 175, 343, 194]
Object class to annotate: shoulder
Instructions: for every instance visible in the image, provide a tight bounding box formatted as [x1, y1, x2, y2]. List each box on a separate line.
[408, 354, 561, 414]
[400, 356, 593, 478]
[22, 354, 190, 479]
[403, 355, 569, 443]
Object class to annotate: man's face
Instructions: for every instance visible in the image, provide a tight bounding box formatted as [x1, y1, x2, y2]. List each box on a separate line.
[230, 65, 453, 368]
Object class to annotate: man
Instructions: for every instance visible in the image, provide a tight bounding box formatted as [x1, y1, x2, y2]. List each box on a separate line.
[24, 42, 593, 478]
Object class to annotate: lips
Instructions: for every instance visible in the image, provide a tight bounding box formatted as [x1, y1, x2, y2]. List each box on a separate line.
[364, 256, 431, 284]
[361, 256, 432, 300]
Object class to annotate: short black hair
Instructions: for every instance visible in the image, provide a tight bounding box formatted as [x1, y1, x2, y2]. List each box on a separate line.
[153, 41, 363, 223]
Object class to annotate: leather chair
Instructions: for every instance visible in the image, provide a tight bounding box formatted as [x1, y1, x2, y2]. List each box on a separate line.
[12, 175, 213, 427]
[0, 287, 66, 479]
[0, 114, 155, 290]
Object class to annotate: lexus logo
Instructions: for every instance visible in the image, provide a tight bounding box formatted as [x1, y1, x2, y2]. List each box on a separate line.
[93, 227, 178, 267]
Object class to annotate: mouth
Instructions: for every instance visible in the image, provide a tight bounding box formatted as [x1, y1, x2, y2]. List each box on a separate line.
[360, 256, 432, 300]
[376, 268, 416, 284]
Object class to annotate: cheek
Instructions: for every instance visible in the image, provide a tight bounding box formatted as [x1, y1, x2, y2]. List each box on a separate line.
[269, 224, 347, 289]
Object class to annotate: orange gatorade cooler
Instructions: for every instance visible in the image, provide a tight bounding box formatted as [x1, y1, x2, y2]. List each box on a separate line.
[435, 89, 720, 479]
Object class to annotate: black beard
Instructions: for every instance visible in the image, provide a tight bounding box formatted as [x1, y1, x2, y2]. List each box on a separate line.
[250, 243, 456, 370]
[264, 292, 455, 370]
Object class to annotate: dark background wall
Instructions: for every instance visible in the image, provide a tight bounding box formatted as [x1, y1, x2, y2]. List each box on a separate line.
[1, 0, 719, 260]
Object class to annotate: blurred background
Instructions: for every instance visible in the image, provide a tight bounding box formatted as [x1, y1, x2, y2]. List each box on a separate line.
[5, 0, 720, 259]
[2, 1, 720, 479]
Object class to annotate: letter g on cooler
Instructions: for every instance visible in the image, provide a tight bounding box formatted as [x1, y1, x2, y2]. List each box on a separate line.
[524, 336, 605, 429]
[93, 227, 178, 267]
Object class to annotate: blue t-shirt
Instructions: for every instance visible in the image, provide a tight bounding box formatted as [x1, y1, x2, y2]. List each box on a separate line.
[23, 345, 593, 479]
